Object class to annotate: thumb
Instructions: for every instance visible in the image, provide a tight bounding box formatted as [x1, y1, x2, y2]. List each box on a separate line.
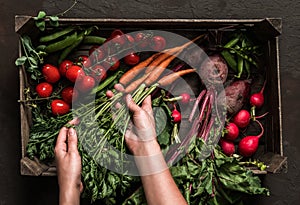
[67, 128, 78, 153]
[125, 94, 141, 113]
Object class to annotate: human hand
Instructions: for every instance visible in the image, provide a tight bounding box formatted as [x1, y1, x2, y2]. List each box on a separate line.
[54, 118, 83, 205]
[106, 84, 161, 156]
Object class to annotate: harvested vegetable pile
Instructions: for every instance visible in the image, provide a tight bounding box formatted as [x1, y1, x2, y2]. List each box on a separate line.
[16, 12, 270, 204]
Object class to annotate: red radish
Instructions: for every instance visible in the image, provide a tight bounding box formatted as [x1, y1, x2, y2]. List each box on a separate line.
[164, 93, 191, 104]
[171, 106, 181, 123]
[238, 120, 264, 157]
[220, 138, 235, 156]
[180, 93, 191, 104]
[224, 122, 239, 141]
[232, 109, 250, 128]
[250, 80, 266, 108]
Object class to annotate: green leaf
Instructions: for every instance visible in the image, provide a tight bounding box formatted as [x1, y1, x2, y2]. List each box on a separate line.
[34, 11, 46, 20]
[49, 19, 59, 27]
[15, 56, 27, 66]
[49, 15, 59, 21]
[35, 20, 46, 31]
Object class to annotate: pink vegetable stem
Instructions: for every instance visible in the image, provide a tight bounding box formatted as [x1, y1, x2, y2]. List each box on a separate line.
[189, 89, 206, 122]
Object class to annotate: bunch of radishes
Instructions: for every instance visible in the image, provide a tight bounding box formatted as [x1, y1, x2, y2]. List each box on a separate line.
[220, 79, 266, 158]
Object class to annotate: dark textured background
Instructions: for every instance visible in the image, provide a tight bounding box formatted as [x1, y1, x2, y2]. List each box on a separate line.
[0, 0, 299, 204]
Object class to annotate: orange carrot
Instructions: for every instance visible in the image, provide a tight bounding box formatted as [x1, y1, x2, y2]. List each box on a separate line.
[145, 34, 205, 74]
[124, 73, 151, 93]
[157, 69, 196, 87]
[119, 34, 205, 86]
[119, 53, 160, 86]
[144, 52, 180, 86]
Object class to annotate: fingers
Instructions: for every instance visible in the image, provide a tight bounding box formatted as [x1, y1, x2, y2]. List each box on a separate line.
[114, 83, 124, 92]
[55, 126, 68, 152]
[55, 118, 80, 154]
[67, 128, 79, 153]
[125, 94, 141, 113]
[141, 95, 153, 116]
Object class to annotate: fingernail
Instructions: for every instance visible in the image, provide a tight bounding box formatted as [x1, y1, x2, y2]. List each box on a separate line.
[69, 128, 75, 136]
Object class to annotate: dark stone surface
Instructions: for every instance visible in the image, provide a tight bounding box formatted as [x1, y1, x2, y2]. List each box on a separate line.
[0, 0, 299, 204]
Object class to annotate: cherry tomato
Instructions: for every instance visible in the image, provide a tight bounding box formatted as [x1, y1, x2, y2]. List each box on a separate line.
[65, 65, 86, 83]
[125, 34, 135, 45]
[35, 82, 53, 98]
[59, 60, 73, 77]
[111, 34, 126, 46]
[76, 55, 92, 68]
[42, 64, 60, 84]
[134, 32, 150, 48]
[124, 52, 140, 66]
[150, 35, 166, 51]
[51, 99, 70, 116]
[89, 46, 106, 62]
[90, 64, 107, 82]
[102, 56, 120, 71]
[77, 76, 96, 93]
[61, 86, 79, 104]
[110, 29, 124, 38]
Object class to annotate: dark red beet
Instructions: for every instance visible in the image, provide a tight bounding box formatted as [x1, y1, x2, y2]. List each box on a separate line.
[199, 54, 228, 84]
[220, 138, 235, 156]
[224, 80, 251, 114]
[238, 120, 264, 157]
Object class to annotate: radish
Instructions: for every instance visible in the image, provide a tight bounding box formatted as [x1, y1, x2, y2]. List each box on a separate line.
[164, 92, 191, 104]
[220, 138, 235, 156]
[250, 80, 266, 108]
[232, 109, 250, 128]
[172, 106, 181, 123]
[238, 120, 264, 157]
[224, 122, 239, 141]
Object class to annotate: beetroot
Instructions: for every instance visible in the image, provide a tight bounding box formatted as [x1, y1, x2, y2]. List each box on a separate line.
[220, 138, 235, 156]
[199, 54, 228, 84]
[238, 120, 264, 157]
[224, 80, 251, 114]
[224, 122, 239, 141]
[232, 109, 251, 128]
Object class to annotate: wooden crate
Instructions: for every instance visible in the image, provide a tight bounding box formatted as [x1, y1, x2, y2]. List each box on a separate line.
[15, 16, 287, 176]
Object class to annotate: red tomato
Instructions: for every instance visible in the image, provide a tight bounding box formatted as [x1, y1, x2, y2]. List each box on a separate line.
[125, 34, 135, 45]
[59, 60, 73, 77]
[89, 46, 106, 62]
[51, 99, 70, 116]
[102, 56, 120, 71]
[77, 76, 96, 93]
[35, 82, 53, 98]
[111, 34, 126, 46]
[110, 29, 124, 38]
[65, 65, 86, 83]
[150, 35, 166, 51]
[124, 52, 140, 65]
[134, 32, 150, 48]
[77, 55, 92, 68]
[90, 64, 107, 82]
[61, 86, 79, 104]
[42, 64, 60, 83]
